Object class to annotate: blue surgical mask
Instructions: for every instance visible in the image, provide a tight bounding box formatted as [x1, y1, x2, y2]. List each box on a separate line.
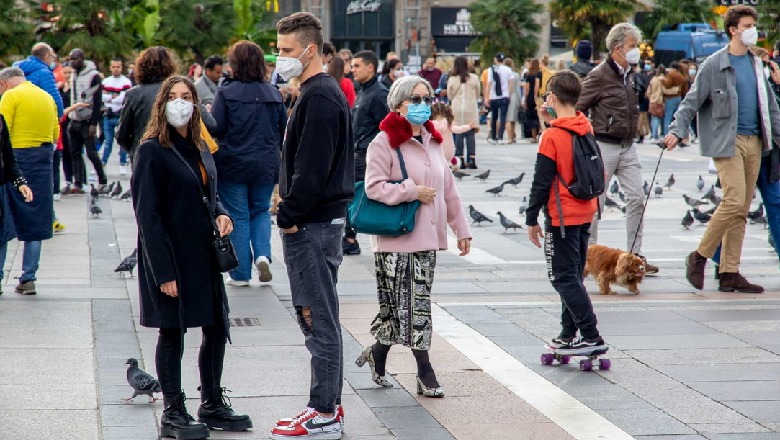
[405, 103, 431, 126]
[644, 64, 652, 72]
[689, 68, 697, 76]
[49, 62, 56, 70]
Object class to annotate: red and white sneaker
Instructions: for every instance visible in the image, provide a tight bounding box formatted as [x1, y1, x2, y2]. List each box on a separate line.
[270, 408, 342, 439]
[276, 406, 344, 430]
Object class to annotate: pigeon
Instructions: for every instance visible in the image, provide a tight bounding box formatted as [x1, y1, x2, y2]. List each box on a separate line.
[90, 201, 102, 217]
[120, 189, 132, 201]
[110, 181, 123, 198]
[468, 205, 493, 225]
[702, 185, 715, 201]
[681, 211, 694, 230]
[702, 190, 722, 207]
[90, 184, 99, 200]
[664, 173, 675, 189]
[618, 191, 626, 203]
[100, 181, 115, 195]
[518, 196, 529, 215]
[702, 206, 717, 216]
[124, 358, 161, 403]
[512, 172, 525, 187]
[642, 181, 650, 196]
[609, 180, 619, 196]
[696, 175, 705, 192]
[497, 211, 522, 233]
[604, 196, 620, 210]
[474, 169, 491, 182]
[452, 170, 469, 180]
[485, 183, 505, 196]
[683, 194, 708, 208]
[115, 249, 138, 277]
[692, 207, 712, 224]
[753, 215, 768, 227]
[749, 203, 765, 223]
[654, 185, 663, 198]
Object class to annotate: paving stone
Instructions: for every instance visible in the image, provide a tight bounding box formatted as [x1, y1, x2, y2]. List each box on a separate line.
[624, 348, 780, 365]
[356, 388, 422, 408]
[688, 423, 771, 435]
[597, 408, 696, 436]
[687, 381, 780, 401]
[658, 363, 780, 382]
[0, 409, 100, 440]
[706, 435, 780, 440]
[102, 425, 160, 440]
[443, 304, 511, 323]
[390, 427, 455, 440]
[373, 406, 442, 429]
[723, 401, 780, 423]
[607, 333, 749, 350]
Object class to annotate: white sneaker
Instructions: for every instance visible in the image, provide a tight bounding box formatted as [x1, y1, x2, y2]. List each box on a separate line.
[53, 193, 61, 201]
[487, 139, 497, 145]
[498, 139, 507, 145]
[255, 256, 272, 282]
[226, 279, 249, 287]
[119, 166, 127, 175]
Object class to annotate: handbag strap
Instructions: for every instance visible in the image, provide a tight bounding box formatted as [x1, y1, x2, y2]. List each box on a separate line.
[169, 145, 220, 236]
[395, 147, 410, 180]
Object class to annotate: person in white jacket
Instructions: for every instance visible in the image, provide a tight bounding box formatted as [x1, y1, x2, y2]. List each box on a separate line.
[100, 58, 132, 173]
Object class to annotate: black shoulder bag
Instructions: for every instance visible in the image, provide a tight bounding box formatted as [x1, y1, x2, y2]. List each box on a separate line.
[170, 146, 239, 273]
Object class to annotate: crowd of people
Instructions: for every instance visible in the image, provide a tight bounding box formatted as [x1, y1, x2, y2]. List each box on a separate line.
[2, 4, 780, 440]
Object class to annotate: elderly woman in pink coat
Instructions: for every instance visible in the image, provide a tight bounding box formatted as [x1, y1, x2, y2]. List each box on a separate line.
[354, 75, 473, 398]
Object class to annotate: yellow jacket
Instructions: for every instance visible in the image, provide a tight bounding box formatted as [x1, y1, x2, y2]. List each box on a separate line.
[0, 81, 59, 148]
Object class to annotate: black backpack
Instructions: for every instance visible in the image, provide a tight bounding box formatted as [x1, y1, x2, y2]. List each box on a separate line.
[551, 127, 605, 236]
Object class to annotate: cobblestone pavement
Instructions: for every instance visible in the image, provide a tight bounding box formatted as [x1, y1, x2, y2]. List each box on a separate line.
[2, 137, 780, 440]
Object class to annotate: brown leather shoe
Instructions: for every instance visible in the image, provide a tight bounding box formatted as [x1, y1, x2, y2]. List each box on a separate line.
[718, 272, 764, 293]
[685, 251, 707, 290]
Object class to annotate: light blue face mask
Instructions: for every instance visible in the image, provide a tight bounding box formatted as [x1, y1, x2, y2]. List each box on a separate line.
[406, 102, 431, 126]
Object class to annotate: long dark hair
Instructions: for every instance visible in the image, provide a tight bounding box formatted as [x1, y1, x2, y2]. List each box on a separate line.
[142, 76, 203, 150]
[229, 40, 267, 83]
[451, 56, 470, 83]
[328, 56, 346, 82]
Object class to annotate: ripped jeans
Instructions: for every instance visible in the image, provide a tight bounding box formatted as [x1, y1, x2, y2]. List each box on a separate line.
[280, 219, 345, 413]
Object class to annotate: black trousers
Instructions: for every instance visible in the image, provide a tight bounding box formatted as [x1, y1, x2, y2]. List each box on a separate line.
[544, 223, 600, 340]
[344, 148, 367, 240]
[156, 326, 227, 399]
[68, 120, 106, 186]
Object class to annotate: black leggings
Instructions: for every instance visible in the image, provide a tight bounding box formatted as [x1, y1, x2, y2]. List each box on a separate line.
[156, 326, 227, 399]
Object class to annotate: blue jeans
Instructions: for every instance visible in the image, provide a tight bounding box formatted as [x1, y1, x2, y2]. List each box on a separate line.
[101, 115, 127, 165]
[281, 220, 345, 413]
[650, 115, 662, 139]
[0, 240, 42, 282]
[489, 97, 509, 141]
[218, 181, 275, 281]
[713, 155, 780, 264]
[662, 96, 682, 136]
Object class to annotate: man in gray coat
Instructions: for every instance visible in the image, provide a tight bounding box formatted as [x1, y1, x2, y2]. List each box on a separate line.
[665, 5, 780, 293]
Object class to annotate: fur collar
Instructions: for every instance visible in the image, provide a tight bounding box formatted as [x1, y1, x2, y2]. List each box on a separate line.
[379, 111, 443, 148]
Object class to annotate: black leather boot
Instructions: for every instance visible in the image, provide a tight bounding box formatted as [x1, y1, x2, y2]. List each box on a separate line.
[197, 387, 253, 431]
[161, 392, 209, 439]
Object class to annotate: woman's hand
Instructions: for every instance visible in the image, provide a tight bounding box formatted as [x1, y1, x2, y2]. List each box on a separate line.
[457, 238, 471, 256]
[160, 281, 178, 297]
[215, 215, 233, 237]
[18, 184, 32, 203]
[416, 185, 436, 204]
[528, 225, 543, 248]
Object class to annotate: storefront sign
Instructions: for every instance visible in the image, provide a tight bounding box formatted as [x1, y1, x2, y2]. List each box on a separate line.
[346, 0, 381, 14]
[713, 0, 758, 5]
[441, 8, 477, 36]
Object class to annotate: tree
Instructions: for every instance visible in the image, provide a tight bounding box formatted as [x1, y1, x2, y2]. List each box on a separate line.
[42, 0, 136, 69]
[641, 0, 716, 41]
[469, 0, 542, 64]
[155, 0, 235, 65]
[0, 0, 36, 61]
[549, 0, 642, 55]
[233, 0, 277, 54]
[758, 0, 780, 47]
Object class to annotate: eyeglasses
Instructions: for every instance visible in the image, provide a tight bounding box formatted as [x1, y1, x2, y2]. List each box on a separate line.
[408, 95, 432, 105]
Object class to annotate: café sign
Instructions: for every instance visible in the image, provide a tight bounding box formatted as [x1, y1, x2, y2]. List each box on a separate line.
[442, 8, 476, 36]
[346, 0, 381, 14]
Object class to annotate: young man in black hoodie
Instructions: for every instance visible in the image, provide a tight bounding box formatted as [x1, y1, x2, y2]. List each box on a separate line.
[343, 50, 389, 255]
[271, 12, 354, 440]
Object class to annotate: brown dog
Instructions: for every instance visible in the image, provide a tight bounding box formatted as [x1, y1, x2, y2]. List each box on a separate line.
[583, 244, 646, 295]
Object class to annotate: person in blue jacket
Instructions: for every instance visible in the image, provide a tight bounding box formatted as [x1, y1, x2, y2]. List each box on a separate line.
[210, 40, 287, 287]
[13, 43, 64, 118]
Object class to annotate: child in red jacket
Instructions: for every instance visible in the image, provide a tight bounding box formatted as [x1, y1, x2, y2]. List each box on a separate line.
[525, 71, 606, 354]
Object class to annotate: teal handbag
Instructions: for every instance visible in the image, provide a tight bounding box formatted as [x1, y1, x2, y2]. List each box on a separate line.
[348, 148, 421, 236]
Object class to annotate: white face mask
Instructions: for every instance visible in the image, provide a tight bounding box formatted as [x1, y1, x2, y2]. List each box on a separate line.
[276, 45, 312, 81]
[165, 98, 194, 128]
[740, 27, 759, 47]
[624, 48, 641, 65]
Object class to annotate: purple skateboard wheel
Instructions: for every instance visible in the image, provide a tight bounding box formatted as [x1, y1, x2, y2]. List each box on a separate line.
[579, 359, 593, 371]
[541, 353, 554, 365]
[599, 358, 611, 370]
[560, 355, 571, 364]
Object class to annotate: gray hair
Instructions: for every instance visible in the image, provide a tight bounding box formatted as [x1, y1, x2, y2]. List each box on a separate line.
[0, 67, 25, 82]
[31, 42, 54, 60]
[605, 23, 642, 52]
[386, 75, 434, 111]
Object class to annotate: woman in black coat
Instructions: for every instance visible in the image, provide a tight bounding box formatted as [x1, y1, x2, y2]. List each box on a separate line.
[131, 75, 251, 440]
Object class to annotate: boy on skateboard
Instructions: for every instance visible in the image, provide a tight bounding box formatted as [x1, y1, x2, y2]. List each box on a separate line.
[525, 70, 607, 355]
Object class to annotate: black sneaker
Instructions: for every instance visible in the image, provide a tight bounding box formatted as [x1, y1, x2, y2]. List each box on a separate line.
[557, 337, 607, 355]
[342, 239, 361, 256]
[549, 335, 575, 349]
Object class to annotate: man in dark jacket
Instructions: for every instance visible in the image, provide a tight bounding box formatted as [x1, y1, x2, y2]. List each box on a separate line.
[272, 12, 353, 439]
[576, 23, 659, 275]
[67, 49, 106, 190]
[344, 50, 388, 255]
[569, 40, 595, 79]
[13, 43, 64, 118]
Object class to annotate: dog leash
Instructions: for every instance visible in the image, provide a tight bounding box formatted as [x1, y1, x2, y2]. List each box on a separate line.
[629, 142, 671, 254]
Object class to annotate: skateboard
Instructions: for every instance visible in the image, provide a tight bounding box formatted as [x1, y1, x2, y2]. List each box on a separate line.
[540, 344, 611, 371]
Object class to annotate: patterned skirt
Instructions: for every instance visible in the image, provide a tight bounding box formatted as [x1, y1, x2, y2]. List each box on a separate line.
[370, 251, 437, 351]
